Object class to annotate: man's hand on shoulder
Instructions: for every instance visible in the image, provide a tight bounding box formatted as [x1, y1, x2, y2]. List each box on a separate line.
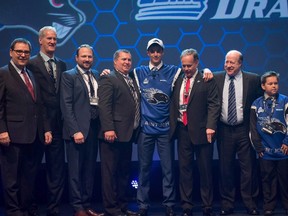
[101, 69, 111, 76]
[203, 68, 213, 82]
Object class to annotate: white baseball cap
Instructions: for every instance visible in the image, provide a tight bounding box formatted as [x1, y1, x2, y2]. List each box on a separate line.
[146, 38, 164, 50]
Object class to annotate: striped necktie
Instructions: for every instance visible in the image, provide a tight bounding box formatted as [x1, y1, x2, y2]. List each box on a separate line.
[125, 76, 140, 128]
[227, 76, 237, 125]
[47, 59, 56, 83]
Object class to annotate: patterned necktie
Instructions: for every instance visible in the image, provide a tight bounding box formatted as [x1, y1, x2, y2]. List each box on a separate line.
[47, 59, 56, 83]
[125, 76, 140, 128]
[182, 77, 191, 125]
[227, 76, 237, 125]
[86, 71, 98, 119]
[86, 71, 95, 97]
[21, 70, 35, 101]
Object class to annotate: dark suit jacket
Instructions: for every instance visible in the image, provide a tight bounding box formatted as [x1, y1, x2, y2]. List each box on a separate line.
[98, 70, 140, 142]
[170, 72, 220, 144]
[27, 54, 67, 131]
[214, 71, 262, 128]
[60, 67, 100, 140]
[0, 63, 50, 144]
[28, 54, 67, 108]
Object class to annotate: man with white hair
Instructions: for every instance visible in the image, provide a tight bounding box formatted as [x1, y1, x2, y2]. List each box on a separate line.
[27, 26, 67, 216]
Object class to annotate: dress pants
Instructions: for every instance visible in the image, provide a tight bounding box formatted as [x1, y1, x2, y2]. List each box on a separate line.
[100, 139, 132, 216]
[0, 140, 41, 216]
[259, 158, 288, 211]
[177, 123, 213, 210]
[66, 120, 99, 212]
[44, 132, 65, 214]
[217, 122, 259, 211]
[31, 108, 65, 214]
[137, 132, 176, 209]
[43, 108, 65, 214]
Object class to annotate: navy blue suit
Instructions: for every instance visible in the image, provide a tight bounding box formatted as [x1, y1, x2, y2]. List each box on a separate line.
[60, 67, 100, 212]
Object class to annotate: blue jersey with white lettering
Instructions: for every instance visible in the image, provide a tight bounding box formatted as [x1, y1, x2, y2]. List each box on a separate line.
[134, 64, 181, 134]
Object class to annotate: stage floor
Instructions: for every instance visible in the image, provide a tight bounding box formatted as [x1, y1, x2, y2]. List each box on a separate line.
[1, 201, 287, 216]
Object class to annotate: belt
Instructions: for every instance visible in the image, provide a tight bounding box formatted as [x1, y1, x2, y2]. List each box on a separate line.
[220, 121, 244, 127]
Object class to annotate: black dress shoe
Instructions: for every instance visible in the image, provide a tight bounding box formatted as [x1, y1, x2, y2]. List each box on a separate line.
[86, 209, 104, 216]
[47, 212, 60, 216]
[264, 210, 273, 216]
[203, 208, 214, 216]
[166, 207, 176, 216]
[182, 209, 193, 216]
[220, 209, 233, 215]
[28, 210, 40, 216]
[137, 209, 148, 216]
[247, 209, 259, 215]
[122, 210, 138, 216]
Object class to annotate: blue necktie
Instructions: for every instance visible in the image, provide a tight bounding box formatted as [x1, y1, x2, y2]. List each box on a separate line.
[227, 76, 237, 125]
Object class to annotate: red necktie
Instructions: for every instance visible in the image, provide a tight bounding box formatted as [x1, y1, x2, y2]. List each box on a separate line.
[182, 78, 191, 125]
[21, 70, 35, 101]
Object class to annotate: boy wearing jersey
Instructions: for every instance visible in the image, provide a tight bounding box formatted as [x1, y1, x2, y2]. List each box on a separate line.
[250, 71, 288, 216]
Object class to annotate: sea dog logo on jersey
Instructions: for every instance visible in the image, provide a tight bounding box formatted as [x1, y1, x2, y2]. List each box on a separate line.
[261, 121, 287, 135]
[0, 0, 86, 46]
[135, 0, 208, 20]
[143, 88, 169, 104]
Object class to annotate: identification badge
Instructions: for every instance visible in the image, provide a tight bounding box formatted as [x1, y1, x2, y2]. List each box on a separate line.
[90, 97, 98, 106]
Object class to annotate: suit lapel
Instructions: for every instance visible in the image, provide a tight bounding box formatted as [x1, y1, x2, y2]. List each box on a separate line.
[188, 73, 202, 104]
[9, 63, 36, 101]
[26, 69, 37, 100]
[175, 75, 183, 96]
[217, 72, 226, 103]
[172, 75, 183, 110]
[54, 57, 63, 93]
[36, 54, 53, 83]
[76, 68, 89, 97]
[242, 71, 249, 109]
[115, 70, 134, 100]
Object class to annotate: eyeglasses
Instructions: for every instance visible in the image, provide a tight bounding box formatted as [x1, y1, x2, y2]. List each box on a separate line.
[12, 49, 31, 55]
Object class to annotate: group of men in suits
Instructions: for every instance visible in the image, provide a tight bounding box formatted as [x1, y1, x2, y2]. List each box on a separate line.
[0, 26, 142, 216]
[168, 48, 262, 216]
[0, 27, 106, 216]
[0, 31, 263, 216]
